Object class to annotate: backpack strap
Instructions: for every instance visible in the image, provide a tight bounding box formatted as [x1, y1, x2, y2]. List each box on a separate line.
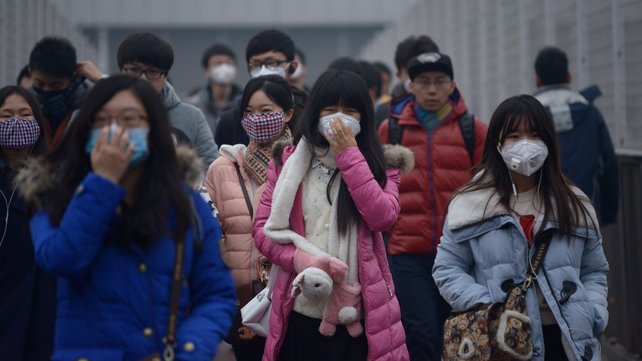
[388, 116, 403, 145]
[458, 113, 475, 164]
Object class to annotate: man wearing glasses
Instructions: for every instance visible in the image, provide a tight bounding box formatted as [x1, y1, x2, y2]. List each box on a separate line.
[377, 53, 487, 361]
[214, 29, 307, 148]
[117, 32, 218, 168]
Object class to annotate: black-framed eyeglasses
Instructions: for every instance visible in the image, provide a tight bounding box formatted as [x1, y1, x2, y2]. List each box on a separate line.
[122, 66, 166, 80]
[93, 110, 148, 128]
[247, 60, 289, 73]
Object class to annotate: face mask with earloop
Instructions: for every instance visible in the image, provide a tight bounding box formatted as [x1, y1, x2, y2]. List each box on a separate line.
[498, 139, 548, 177]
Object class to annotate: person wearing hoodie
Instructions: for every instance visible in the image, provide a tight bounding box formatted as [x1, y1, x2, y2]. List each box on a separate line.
[377, 53, 488, 361]
[533, 46, 619, 225]
[17, 75, 236, 361]
[205, 74, 293, 361]
[117, 32, 218, 168]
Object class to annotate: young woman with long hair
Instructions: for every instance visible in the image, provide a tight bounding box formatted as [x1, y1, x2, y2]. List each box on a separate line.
[253, 70, 413, 361]
[17, 75, 236, 361]
[433, 95, 609, 361]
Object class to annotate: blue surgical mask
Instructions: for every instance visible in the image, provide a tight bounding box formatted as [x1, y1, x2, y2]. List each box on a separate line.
[85, 125, 150, 167]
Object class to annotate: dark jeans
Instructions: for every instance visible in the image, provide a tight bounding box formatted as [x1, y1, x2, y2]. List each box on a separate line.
[277, 311, 368, 361]
[543, 324, 570, 361]
[388, 253, 451, 361]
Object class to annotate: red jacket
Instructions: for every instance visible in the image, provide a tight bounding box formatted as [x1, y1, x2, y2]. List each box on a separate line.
[378, 90, 487, 255]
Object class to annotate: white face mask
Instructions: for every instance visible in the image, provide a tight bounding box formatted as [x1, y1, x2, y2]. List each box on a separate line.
[499, 139, 549, 177]
[209, 63, 236, 84]
[318, 112, 361, 137]
[250, 64, 288, 79]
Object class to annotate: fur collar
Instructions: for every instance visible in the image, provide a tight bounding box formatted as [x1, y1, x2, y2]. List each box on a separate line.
[271, 139, 415, 172]
[447, 186, 597, 230]
[15, 145, 203, 209]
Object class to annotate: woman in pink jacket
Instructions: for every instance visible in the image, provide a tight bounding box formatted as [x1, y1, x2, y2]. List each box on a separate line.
[253, 70, 412, 361]
[205, 75, 293, 361]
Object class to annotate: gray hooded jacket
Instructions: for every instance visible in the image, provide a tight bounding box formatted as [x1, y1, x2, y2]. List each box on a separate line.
[161, 82, 218, 168]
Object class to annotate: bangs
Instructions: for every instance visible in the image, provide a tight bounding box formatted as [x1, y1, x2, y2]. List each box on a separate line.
[315, 73, 369, 114]
[499, 108, 538, 141]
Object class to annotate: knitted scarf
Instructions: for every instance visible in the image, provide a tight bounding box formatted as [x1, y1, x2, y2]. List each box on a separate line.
[243, 128, 291, 185]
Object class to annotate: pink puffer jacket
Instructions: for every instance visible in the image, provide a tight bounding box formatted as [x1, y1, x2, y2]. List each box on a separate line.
[253, 144, 411, 361]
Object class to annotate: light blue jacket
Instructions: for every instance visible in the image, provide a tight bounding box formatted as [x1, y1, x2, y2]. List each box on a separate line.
[433, 187, 609, 361]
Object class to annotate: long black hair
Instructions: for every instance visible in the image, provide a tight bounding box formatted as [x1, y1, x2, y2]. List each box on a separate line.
[454, 95, 594, 235]
[295, 70, 387, 236]
[0, 86, 48, 159]
[44, 75, 192, 247]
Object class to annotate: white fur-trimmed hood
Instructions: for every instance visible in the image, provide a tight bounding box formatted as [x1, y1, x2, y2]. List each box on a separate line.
[447, 185, 598, 231]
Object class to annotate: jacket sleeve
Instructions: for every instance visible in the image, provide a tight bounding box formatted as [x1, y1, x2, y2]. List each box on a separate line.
[252, 160, 297, 272]
[175, 191, 236, 361]
[580, 231, 610, 335]
[432, 220, 492, 311]
[596, 110, 619, 224]
[191, 108, 219, 169]
[335, 146, 400, 232]
[204, 159, 223, 220]
[29, 173, 126, 282]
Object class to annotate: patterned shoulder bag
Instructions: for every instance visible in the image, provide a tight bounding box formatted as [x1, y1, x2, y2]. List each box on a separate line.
[442, 230, 554, 361]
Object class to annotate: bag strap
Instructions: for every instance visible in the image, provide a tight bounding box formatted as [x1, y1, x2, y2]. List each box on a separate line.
[521, 230, 554, 290]
[388, 116, 403, 145]
[458, 113, 475, 164]
[234, 162, 254, 220]
[163, 230, 185, 361]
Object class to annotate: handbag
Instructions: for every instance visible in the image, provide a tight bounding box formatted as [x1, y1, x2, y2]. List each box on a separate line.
[442, 230, 553, 361]
[241, 264, 279, 337]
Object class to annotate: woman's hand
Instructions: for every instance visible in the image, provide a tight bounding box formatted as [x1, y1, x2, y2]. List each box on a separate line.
[324, 117, 357, 154]
[90, 125, 133, 184]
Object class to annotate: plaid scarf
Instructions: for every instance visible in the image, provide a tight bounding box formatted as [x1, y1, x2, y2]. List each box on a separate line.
[243, 128, 291, 185]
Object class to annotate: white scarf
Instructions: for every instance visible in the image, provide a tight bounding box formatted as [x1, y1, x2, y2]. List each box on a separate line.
[263, 138, 359, 285]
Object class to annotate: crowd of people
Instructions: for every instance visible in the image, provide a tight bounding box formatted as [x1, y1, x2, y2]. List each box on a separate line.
[0, 27, 617, 361]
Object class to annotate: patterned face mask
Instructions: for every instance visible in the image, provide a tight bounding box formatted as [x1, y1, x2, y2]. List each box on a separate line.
[241, 112, 286, 143]
[0, 118, 41, 149]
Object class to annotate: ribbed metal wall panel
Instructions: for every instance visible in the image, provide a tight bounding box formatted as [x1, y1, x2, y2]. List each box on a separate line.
[0, 0, 98, 87]
[358, 0, 642, 154]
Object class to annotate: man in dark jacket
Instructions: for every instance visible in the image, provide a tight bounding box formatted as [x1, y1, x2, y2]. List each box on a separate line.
[215, 29, 307, 148]
[534, 46, 619, 224]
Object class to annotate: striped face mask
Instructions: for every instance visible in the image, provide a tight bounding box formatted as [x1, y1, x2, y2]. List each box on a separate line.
[0, 118, 41, 149]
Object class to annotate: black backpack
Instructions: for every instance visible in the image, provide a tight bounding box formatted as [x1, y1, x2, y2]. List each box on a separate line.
[388, 113, 476, 164]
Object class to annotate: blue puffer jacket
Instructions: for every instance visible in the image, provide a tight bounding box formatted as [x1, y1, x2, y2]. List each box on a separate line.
[28, 172, 236, 361]
[433, 187, 609, 361]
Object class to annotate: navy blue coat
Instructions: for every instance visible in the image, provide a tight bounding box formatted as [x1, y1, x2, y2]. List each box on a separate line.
[535, 85, 619, 224]
[30, 173, 236, 361]
[0, 168, 56, 361]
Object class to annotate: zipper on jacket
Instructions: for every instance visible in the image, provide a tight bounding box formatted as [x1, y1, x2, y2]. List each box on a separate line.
[386, 281, 393, 298]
